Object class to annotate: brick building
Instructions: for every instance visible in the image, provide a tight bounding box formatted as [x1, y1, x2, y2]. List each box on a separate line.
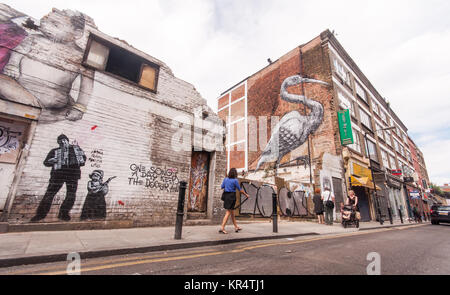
[218, 30, 425, 222]
[0, 4, 226, 231]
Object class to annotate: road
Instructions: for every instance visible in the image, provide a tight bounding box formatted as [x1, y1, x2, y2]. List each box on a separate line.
[0, 223, 448, 275]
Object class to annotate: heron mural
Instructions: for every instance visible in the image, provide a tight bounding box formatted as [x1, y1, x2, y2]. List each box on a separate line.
[255, 75, 328, 172]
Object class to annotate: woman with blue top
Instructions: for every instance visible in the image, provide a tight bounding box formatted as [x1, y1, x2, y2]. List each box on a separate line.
[220, 168, 250, 234]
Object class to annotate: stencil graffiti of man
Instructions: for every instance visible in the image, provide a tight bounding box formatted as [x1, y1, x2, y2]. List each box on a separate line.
[31, 134, 86, 222]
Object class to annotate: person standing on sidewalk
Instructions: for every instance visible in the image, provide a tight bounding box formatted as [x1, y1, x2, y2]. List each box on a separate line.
[219, 168, 249, 234]
[313, 187, 324, 224]
[322, 187, 335, 225]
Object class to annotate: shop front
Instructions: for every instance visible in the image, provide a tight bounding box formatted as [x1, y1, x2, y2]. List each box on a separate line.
[386, 175, 407, 220]
[349, 162, 381, 222]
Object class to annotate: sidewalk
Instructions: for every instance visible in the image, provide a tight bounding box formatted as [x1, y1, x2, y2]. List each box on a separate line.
[0, 219, 424, 268]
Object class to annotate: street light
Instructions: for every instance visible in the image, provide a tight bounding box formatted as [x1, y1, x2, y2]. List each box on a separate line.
[363, 126, 395, 225]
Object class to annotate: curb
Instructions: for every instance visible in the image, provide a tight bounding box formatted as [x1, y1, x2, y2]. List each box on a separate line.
[0, 232, 319, 269]
[358, 222, 426, 231]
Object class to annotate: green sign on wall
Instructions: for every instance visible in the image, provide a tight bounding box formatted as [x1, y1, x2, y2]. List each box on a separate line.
[338, 110, 354, 146]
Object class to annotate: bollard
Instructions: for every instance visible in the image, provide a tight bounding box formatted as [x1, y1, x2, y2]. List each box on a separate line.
[398, 208, 403, 224]
[388, 208, 393, 224]
[272, 193, 278, 233]
[174, 181, 187, 240]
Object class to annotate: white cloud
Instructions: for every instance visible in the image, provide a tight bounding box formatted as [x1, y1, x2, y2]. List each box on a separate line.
[2, 0, 450, 185]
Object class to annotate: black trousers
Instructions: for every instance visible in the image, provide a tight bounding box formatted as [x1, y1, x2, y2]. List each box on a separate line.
[32, 176, 79, 221]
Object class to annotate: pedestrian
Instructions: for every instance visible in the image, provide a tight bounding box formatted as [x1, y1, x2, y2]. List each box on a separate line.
[347, 190, 360, 220]
[322, 186, 335, 225]
[313, 187, 324, 224]
[219, 168, 249, 234]
[412, 205, 421, 223]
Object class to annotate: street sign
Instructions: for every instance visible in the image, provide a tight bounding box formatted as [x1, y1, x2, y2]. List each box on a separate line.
[338, 110, 354, 146]
[391, 170, 402, 176]
[403, 177, 414, 183]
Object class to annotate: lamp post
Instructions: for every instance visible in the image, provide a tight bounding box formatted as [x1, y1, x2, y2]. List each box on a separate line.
[363, 126, 396, 225]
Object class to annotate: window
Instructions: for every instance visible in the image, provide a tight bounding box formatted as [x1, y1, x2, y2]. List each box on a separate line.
[380, 110, 387, 122]
[334, 58, 346, 78]
[355, 81, 367, 102]
[407, 152, 412, 163]
[372, 101, 379, 116]
[390, 155, 398, 170]
[349, 128, 361, 153]
[338, 91, 355, 116]
[84, 35, 160, 92]
[381, 150, 390, 169]
[375, 123, 384, 140]
[365, 138, 378, 162]
[360, 109, 372, 130]
[345, 72, 352, 87]
[385, 129, 392, 146]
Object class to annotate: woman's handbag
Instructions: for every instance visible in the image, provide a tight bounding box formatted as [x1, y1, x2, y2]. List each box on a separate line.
[355, 211, 361, 220]
[221, 192, 225, 201]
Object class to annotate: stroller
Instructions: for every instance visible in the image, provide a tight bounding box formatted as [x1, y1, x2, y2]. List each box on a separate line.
[341, 204, 359, 228]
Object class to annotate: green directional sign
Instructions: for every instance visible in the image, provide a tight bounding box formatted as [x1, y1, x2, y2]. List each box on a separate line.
[338, 109, 354, 146]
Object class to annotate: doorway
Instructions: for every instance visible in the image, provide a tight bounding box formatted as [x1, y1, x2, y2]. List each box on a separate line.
[187, 151, 211, 213]
[353, 186, 371, 222]
[0, 117, 29, 211]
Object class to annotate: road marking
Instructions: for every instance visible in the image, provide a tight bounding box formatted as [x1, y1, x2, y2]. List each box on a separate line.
[0, 248, 218, 275]
[36, 225, 426, 275]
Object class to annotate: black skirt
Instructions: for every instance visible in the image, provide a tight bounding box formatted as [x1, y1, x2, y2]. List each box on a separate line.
[222, 192, 236, 210]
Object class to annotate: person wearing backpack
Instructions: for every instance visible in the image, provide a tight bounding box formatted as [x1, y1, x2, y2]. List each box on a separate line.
[322, 187, 335, 225]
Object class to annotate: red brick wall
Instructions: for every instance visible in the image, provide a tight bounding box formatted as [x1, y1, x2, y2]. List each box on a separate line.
[246, 42, 336, 170]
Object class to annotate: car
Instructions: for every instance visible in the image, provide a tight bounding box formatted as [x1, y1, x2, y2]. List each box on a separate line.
[430, 205, 450, 225]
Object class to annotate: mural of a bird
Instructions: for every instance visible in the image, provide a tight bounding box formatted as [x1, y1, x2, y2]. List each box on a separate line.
[255, 75, 328, 172]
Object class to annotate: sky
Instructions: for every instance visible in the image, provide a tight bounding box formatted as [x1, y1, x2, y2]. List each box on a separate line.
[2, 0, 450, 186]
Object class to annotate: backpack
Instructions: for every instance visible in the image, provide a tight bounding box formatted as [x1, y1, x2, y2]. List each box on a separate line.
[323, 191, 334, 209]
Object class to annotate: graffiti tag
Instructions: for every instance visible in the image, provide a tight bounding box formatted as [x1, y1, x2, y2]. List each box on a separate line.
[88, 149, 103, 168]
[0, 125, 22, 154]
[128, 164, 179, 192]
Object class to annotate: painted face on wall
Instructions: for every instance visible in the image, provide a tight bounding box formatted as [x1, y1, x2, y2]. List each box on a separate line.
[58, 138, 69, 148]
[39, 10, 84, 43]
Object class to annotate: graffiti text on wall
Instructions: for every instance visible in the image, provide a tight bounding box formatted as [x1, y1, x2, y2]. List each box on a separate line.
[0, 124, 22, 154]
[88, 149, 103, 168]
[239, 181, 309, 217]
[129, 164, 179, 192]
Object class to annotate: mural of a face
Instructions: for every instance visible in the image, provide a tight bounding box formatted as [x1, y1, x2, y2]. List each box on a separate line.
[39, 9, 85, 43]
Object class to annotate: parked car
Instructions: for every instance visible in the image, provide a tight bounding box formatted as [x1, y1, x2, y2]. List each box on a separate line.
[430, 205, 450, 225]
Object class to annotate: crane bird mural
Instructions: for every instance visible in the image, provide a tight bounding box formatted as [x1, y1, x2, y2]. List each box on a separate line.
[255, 75, 329, 173]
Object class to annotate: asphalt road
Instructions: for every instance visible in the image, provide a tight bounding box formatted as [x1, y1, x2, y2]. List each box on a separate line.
[0, 223, 448, 275]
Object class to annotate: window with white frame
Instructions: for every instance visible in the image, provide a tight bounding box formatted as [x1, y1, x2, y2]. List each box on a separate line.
[390, 155, 398, 170]
[345, 72, 352, 87]
[355, 81, 367, 102]
[381, 149, 390, 169]
[385, 129, 392, 146]
[360, 109, 372, 130]
[334, 58, 346, 78]
[376, 123, 384, 140]
[372, 101, 379, 116]
[394, 139, 400, 152]
[380, 110, 387, 122]
[407, 151, 412, 162]
[365, 138, 378, 162]
[349, 128, 361, 153]
[338, 91, 355, 116]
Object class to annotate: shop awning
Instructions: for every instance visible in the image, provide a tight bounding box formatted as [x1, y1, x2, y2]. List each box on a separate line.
[351, 175, 382, 191]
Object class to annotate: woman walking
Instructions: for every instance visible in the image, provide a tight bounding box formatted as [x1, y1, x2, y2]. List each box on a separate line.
[313, 187, 324, 224]
[220, 168, 250, 234]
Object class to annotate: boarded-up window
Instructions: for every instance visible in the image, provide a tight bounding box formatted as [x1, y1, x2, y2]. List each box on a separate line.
[84, 35, 160, 92]
[85, 40, 109, 70]
[139, 64, 157, 91]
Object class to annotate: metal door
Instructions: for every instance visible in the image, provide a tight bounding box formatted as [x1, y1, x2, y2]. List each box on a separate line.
[353, 187, 371, 222]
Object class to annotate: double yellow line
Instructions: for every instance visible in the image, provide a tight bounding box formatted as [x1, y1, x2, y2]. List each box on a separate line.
[4, 224, 426, 275]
